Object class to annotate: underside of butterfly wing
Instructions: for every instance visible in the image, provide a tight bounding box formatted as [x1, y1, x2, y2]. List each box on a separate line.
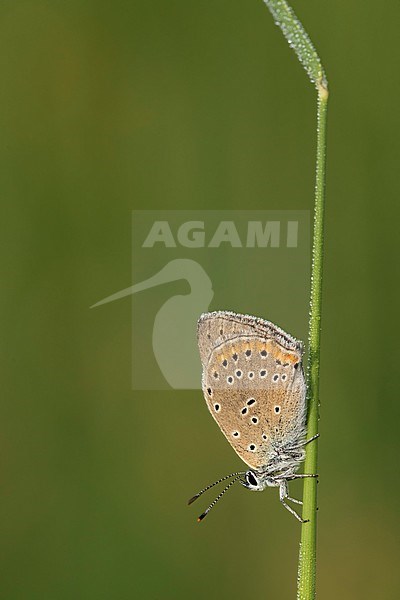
[198, 312, 307, 470]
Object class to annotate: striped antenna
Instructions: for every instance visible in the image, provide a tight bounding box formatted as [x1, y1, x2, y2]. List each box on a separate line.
[196, 474, 243, 522]
[188, 472, 244, 506]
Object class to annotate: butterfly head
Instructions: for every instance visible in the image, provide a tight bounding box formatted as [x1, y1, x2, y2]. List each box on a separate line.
[242, 469, 276, 491]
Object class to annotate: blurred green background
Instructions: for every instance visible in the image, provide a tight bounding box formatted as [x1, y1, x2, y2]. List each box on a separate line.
[1, 1, 399, 598]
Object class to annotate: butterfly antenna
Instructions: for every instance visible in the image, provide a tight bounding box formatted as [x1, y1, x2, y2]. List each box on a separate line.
[197, 474, 243, 522]
[187, 472, 244, 506]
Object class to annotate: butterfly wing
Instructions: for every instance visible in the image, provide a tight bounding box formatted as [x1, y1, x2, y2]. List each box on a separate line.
[197, 311, 307, 470]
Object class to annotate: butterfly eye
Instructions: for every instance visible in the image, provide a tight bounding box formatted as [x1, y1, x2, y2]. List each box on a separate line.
[246, 471, 258, 487]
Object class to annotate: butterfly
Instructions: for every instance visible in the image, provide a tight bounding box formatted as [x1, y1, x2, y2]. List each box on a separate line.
[188, 311, 318, 522]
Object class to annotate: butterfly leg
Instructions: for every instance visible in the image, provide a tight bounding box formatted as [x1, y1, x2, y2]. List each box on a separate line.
[279, 481, 307, 523]
[286, 473, 318, 480]
[290, 434, 320, 451]
[286, 495, 303, 505]
[303, 433, 320, 446]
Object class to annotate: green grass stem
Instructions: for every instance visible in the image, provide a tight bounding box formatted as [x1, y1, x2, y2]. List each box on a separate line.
[262, 2, 329, 598]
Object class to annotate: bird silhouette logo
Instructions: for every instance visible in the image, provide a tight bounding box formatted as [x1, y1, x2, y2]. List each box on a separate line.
[91, 259, 214, 388]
